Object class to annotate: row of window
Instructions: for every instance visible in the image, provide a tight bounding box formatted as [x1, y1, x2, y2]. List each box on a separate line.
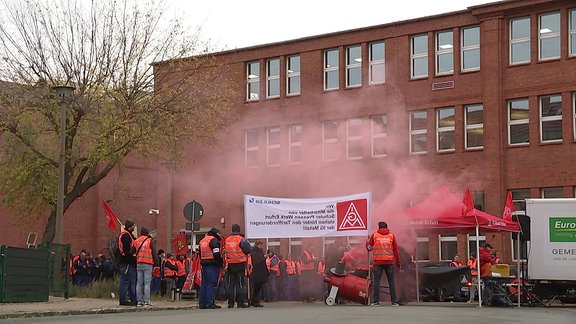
[245, 8, 576, 101]
[243, 92, 574, 167]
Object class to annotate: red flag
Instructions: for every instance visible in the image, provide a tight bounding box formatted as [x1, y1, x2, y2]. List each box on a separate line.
[172, 233, 189, 255]
[193, 253, 202, 288]
[462, 188, 475, 216]
[102, 200, 118, 232]
[502, 191, 516, 221]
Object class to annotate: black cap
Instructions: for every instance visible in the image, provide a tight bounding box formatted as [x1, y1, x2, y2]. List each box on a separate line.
[124, 219, 135, 228]
[231, 224, 241, 232]
[209, 227, 220, 235]
[483, 243, 492, 249]
[378, 221, 388, 229]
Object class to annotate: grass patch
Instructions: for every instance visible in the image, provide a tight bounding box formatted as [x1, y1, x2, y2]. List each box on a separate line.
[70, 278, 118, 298]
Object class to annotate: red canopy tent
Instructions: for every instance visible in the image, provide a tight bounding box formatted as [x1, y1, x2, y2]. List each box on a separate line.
[400, 184, 520, 306]
[403, 184, 521, 234]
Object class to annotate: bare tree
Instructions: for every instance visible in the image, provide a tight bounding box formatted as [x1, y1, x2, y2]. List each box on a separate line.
[0, 0, 234, 243]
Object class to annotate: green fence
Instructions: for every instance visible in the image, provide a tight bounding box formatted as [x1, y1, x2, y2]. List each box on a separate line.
[0, 243, 70, 303]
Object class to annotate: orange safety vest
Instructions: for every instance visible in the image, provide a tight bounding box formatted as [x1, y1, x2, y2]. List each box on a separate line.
[317, 261, 325, 275]
[164, 258, 177, 277]
[285, 259, 296, 275]
[266, 255, 279, 272]
[449, 261, 462, 267]
[224, 235, 247, 264]
[373, 232, 394, 262]
[177, 259, 187, 276]
[467, 259, 478, 276]
[70, 255, 79, 275]
[118, 229, 134, 256]
[199, 236, 215, 260]
[133, 236, 153, 265]
[299, 251, 316, 271]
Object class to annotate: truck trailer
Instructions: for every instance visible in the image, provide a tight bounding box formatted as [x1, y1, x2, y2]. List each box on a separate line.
[525, 198, 576, 304]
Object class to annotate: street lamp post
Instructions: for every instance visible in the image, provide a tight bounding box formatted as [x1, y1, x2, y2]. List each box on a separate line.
[52, 85, 75, 244]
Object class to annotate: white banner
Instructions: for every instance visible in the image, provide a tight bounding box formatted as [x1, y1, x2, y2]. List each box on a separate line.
[244, 192, 371, 238]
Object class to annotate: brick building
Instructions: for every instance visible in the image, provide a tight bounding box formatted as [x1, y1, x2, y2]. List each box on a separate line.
[2, 0, 575, 267]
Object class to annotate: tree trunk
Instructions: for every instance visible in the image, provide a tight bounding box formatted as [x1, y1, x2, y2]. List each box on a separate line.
[41, 209, 57, 244]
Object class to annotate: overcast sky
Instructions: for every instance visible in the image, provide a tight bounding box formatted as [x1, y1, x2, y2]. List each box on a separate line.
[169, 0, 499, 50]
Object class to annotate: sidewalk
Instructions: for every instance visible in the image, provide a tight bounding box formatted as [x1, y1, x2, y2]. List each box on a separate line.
[0, 296, 198, 319]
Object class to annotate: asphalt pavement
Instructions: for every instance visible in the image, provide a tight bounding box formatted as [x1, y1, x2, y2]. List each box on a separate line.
[1, 297, 576, 322]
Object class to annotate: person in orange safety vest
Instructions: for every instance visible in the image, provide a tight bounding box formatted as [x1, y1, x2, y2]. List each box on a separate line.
[366, 221, 401, 307]
[132, 226, 159, 307]
[224, 224, 252, 308]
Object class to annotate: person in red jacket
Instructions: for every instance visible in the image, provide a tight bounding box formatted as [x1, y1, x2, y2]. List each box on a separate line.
[366, 221, 401, 307]
[479, 243, 496, 277]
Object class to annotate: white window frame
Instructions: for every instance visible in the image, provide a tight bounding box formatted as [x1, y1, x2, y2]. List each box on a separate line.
[570, 9, 576, 57]
[411, 34, 428, 79]
[436, 107, 455, 152]
[435, 30, 454, 76]
[245, 129, 259, 168]
[287, 54, 301, 96]
[538, 12, 561, 61]
[371, 114, 387, 157]
[508, 98, 530, 146]
[510, 17, 531, 65]
[539, 94, 562, 143]
[346, 117, 363, 160]
[322, 120, 339, 161]
[346, 45, 362, 88]
[369, 41, 385, 84]
[410, 110, 427, 154]
[439, 235, 458, 261]
[266, 127, 281, 167]
[289, 124, 302, 165]
[461, 26, 480, 72]
[573, 93, 576, 141]
[246, 61, 260, 101]
[416, 237, 429, 262]
[324, 49, 339, 91]
[541, 186, 564, 198]
[266, 57, 280, 98]
[465, 104, 484, 150]
[467, 234, 486, 257]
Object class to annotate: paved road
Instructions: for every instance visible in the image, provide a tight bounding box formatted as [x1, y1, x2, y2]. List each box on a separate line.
[2, 303, 575, 324]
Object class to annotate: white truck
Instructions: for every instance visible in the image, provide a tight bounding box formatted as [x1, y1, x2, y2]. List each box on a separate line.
[525, 198, 576, 304]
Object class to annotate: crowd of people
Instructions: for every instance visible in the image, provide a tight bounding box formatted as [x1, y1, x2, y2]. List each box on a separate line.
[69, 219, 411, 308]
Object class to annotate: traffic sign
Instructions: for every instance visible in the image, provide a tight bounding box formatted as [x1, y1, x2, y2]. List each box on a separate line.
[183, 201, 204, 222]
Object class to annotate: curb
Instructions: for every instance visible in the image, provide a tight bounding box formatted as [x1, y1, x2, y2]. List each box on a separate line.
[0, 304, 195, 319]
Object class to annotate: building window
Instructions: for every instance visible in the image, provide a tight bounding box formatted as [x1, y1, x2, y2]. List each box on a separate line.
[246, 61, 260, 101]
[323, 120, 339, 161]
[416, 237, 429, 262]
[468, 234, 486, 256]
[437, 107, 455, 152]
[511, 189, 531, 213]
[371, 114, 387, 157]
[289, 238, 302, 258]
[411, 34, 428, 79]
[266, 58, 280, 98]
[287, 55, 301, 96]
[574, 93, 576, 140]
[539, 12, 560, 61]
[472, 190, 485, 211]
[245, 129, 259, 168]
[346, 45, 362, 88]
[369, 41, 385, 84]
[541, 187, 564, 198]
[436, 30, 453, 75]
[439, 235, 457, 261]
[508, 98, 530, 145]
[410, 110, 427, 154]
[540, 94, 562, 143]
[324, 49, 339, 90]
[289, 124, 302, 165]
[346, 118, 363, 159]
[461, 26, 480, 71]
[465, 104, 484, 149]
[266, 127, 281, 167]
[570, 9, 576, 57]
[510, 17, 530, 65]
[267, 238, 280, 256]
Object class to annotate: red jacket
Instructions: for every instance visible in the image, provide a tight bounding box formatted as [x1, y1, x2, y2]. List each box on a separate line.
[367, 228, 401, 267]
[479, 247, 496, 277]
